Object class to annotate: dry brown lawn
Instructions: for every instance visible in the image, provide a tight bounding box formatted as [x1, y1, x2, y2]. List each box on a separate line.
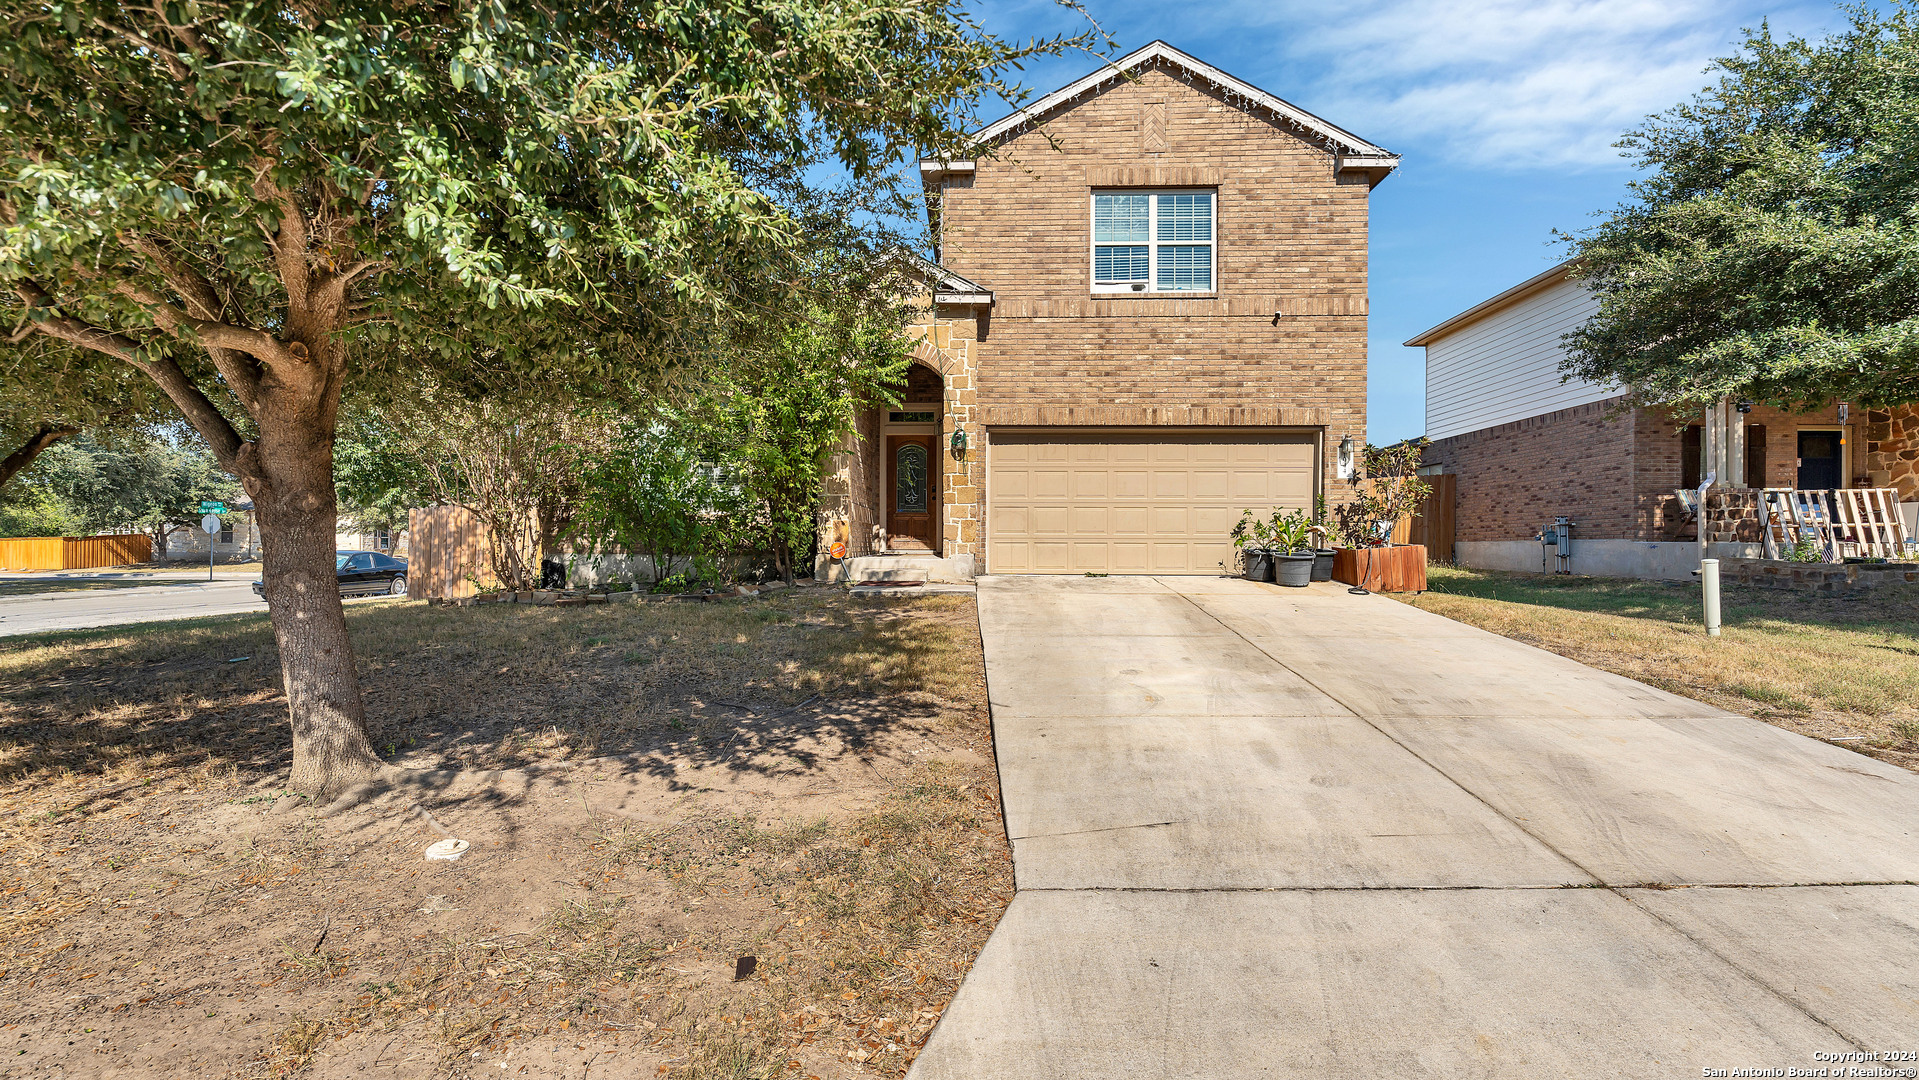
[0, 587, 1008, 1079]
[1399, 566, 1919, 772]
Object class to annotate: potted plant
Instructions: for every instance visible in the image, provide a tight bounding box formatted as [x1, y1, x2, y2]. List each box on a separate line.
[1269, 509, 1317, 587]
[1231, 509, 1274, 582]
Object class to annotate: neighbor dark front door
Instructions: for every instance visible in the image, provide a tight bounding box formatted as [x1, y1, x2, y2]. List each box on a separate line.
[885, 434, 937, 551]
[1797, 430, 1843, 489]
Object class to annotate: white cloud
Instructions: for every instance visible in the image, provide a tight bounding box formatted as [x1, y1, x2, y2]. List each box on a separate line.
[1192, 0, 1839, 168]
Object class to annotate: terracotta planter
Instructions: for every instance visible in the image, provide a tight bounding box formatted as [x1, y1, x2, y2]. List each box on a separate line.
[1332, 544, 1427, 592]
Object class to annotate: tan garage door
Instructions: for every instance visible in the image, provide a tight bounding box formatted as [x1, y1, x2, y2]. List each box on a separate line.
[988, 430, 1317, 574]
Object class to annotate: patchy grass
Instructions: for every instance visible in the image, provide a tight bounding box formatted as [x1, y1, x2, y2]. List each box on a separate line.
[0, 587, 1007, 1078]
[1401, 566, 1919, 770]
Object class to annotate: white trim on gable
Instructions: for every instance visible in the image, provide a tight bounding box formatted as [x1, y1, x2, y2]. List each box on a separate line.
[932, 41, 1398, 181]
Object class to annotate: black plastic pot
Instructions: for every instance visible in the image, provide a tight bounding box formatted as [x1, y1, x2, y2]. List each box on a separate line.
[1275, 551, 1316, 587]
[1243, 549, 1274, 582]
[1311, 549, 1336, 582]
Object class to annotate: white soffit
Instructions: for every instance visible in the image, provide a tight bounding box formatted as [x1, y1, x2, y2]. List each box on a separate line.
[932, 41, 1398, 166]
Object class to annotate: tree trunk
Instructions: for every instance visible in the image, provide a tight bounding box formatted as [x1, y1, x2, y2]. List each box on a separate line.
[252, 411, 384, 799]
[0, 424, 79, 491]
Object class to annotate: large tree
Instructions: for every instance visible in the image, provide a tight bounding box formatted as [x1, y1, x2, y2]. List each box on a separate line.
[1563, 4, 1919, 411]
[0, 0, 1088, 796]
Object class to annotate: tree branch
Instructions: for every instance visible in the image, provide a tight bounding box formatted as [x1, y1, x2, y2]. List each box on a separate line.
[0, 423, 79, 490]
[13, 280, 248, 470]
[252, 174, 313, 311]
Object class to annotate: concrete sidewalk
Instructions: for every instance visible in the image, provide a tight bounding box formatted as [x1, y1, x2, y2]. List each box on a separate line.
[908, 576, 1919, 1078]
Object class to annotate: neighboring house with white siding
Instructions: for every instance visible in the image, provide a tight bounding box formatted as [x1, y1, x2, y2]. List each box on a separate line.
[1408, 259, 1918, 578]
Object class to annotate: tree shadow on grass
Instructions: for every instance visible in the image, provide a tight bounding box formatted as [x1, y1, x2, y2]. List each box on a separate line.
[0, 590, 983, 815]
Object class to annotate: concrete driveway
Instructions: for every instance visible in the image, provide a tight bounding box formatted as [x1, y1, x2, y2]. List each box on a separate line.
[909, 575, 1919, 1079]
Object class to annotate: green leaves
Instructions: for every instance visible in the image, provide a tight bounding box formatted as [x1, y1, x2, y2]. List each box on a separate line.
[1565, 5, 1919, 410]
[0, 0, 1092, 398]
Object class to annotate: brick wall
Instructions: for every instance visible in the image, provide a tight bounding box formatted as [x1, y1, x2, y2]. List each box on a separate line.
[937, 65, 1372, 497]
[1430, 399, 1913, 545]
[1424, 396, 1644, 542]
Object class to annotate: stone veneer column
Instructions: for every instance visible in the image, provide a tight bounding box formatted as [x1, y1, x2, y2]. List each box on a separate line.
[1866, 404, 1919, 499]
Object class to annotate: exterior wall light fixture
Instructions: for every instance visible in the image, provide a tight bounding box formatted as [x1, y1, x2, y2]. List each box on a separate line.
[950, 429, 968, 456]
[1336, 435, 1357, 481]
[1735, 400, 1754, 415]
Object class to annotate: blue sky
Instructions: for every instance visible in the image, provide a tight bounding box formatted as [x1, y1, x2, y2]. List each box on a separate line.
[959, 0, 1863, 444]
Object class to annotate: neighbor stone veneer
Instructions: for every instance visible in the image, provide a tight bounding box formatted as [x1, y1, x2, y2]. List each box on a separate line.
[1723, 556, 1919, 595]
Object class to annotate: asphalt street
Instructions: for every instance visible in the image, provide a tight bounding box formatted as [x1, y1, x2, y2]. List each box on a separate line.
[0, 572, 266, 637]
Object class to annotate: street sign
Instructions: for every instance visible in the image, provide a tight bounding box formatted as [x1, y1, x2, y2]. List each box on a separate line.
[199, 501, 225, 514]
[201, 513, 223, 536]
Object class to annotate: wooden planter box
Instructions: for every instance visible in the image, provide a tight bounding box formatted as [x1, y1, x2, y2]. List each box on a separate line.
[1332, 545, 1427, 592]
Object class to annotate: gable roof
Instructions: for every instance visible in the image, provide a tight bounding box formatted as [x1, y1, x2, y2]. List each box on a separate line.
[885, 248, 993, 306]
[928, 41, 1398, 178]
[1403, 259, 1580, 347]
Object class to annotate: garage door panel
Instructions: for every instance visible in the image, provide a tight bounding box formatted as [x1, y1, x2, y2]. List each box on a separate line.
[990, 431, 1316, 574]
[1072, 507, 1108, 534]
[1111, 543, 1151, 572]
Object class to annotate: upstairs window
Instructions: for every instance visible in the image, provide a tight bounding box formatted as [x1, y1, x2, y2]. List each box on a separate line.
[1092, 190, 1214, 293]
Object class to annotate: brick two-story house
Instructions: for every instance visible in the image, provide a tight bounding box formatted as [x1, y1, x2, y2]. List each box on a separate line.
[1409, 259, 1919, 578]
[817, 42, 1398, 580]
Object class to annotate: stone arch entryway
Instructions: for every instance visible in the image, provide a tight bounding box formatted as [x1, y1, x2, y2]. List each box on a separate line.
[875, 358, 946, 553]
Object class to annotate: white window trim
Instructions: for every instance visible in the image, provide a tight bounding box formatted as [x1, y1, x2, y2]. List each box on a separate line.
[1090, 189, 1216, 295]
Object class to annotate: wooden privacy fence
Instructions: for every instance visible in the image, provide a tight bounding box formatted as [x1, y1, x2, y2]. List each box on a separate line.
[1407, 474, 1456, 563]
[408, 505, 497, 599]
[1353, 475, 1455, 562]
[0, 534, 151, 571]
[1759, 488, 1914, 561]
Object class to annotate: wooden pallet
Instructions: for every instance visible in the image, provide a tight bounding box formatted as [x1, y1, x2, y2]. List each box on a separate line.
[1757, 488, 1911, 561]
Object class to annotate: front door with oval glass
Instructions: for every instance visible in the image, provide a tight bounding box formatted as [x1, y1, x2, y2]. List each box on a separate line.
[885, 434, 938, 552]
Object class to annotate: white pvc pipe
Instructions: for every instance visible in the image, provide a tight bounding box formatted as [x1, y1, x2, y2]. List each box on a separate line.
[1701, 558, 1721, 637]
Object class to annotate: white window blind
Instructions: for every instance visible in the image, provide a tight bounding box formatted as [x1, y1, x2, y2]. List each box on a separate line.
[1092, 190, 1214, 292]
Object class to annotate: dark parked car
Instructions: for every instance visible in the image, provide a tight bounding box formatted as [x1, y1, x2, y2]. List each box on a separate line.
[252, 551, 408, 599]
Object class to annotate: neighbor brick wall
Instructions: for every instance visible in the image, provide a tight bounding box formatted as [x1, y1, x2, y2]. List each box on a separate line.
[1433, 400, 1904, 546]
[1424, 396, 1642, 542]
[936, 64, 1372, 497]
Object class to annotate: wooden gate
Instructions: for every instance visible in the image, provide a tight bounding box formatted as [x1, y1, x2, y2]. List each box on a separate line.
[1407, 474, 1456, 563]
[407, 506, 497, 599]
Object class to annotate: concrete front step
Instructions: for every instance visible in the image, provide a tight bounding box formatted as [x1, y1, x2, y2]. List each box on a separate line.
[823, 554, 976, 584]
